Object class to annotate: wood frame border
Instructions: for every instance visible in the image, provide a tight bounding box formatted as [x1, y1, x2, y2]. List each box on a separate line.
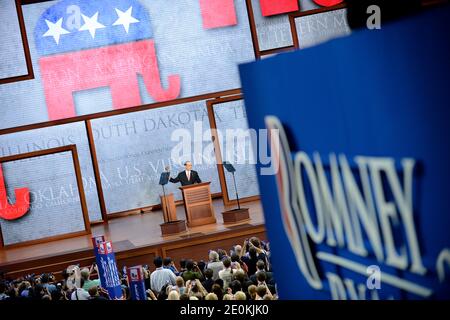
[206, 95, 260, 206]
[21, 0, 53, 4]
[0, 0, 34, 85]
[0, 89, 241, 136]
[85, 120, 108, 223]
[245, 0, 262, 59]
[0, 145, 91, 248]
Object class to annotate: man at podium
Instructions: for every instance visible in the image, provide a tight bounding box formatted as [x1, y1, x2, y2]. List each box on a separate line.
[167, 161, 202, 186]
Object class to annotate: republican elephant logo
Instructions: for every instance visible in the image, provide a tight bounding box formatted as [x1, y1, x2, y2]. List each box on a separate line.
[34, 0, 181, 121]
[0, 164, 30, 221]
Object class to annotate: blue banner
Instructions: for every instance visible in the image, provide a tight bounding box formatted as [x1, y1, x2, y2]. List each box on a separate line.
[97, 241, 123, 300]
[239, 7, 450, 300]
[127, 265, 147, 300]
[91, 235, 107, 290]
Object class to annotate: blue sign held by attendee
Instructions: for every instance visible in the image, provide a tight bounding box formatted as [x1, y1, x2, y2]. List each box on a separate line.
[91, 235, 108, 290]
[97, 241, 123, 299]
[239, 6, 450, 300]
[127, 265, 147, 300]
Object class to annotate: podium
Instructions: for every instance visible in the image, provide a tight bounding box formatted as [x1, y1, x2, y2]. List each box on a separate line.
[179, 182, 216, 227]
[159, 171, 186, 236]
[160, 193, 177, 222]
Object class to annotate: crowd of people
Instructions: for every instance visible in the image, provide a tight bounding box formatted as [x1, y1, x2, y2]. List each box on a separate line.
[0, 236, 276, 301]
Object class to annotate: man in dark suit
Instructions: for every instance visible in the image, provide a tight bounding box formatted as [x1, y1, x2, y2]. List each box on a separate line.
[168, 161, 202, 186]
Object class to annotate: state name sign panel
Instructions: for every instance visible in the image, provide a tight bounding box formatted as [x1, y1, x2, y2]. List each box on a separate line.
[0, 122, 102, 222]
[294, 8, 351, 49]
[251, 0, 320, 51]
[212, 99, 260, 201]
[0, 151, 87, 246]
[0, 0, 254, 130]
[0, 0, 28, 79]
[90, 101, 222, 214]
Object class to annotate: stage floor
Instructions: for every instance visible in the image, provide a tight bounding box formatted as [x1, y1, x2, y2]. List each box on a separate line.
[0, 199, 266, 277]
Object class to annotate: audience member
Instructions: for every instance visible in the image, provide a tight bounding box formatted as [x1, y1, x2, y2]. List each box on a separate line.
[0, 237, 275, 301]
[150, 257, 176, 294]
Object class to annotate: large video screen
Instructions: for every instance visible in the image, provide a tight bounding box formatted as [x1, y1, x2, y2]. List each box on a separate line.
[212, 99, 260, 200]
[294, 8, 351, 49]
[0, 0, 28, 79]
[90, 100, 221, 214]
[0, 0, 254, 129]
[0, 151, 87, 246]
[0, 122, 102, 222]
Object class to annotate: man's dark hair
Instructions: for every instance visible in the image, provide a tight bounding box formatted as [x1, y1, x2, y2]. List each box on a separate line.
[51, 289, 64, 301]
[223, 258, 231, 268]
[157, 284, 169, 300]
[197, 261, 206, 273]
[256, 271, 267, 283]
[204, 268, 213, 280]
[256, 259, 265, 271]
[40, 273, 49, 284]
[191, 283, 199, 293]
[231, 253, 240, 263]
[185, 260, 194, 271]
[242, 280, 254, 293]
[180, 259, 187, 269]
[163, 257, 172, 266]
[250, 237, 261, 248]
[249, 247, 257, 258]
[229, 280, 242, 294]
[153, 256, 163, 268]
[214, 278, 224, 289]
[212, 284, 223, 300]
